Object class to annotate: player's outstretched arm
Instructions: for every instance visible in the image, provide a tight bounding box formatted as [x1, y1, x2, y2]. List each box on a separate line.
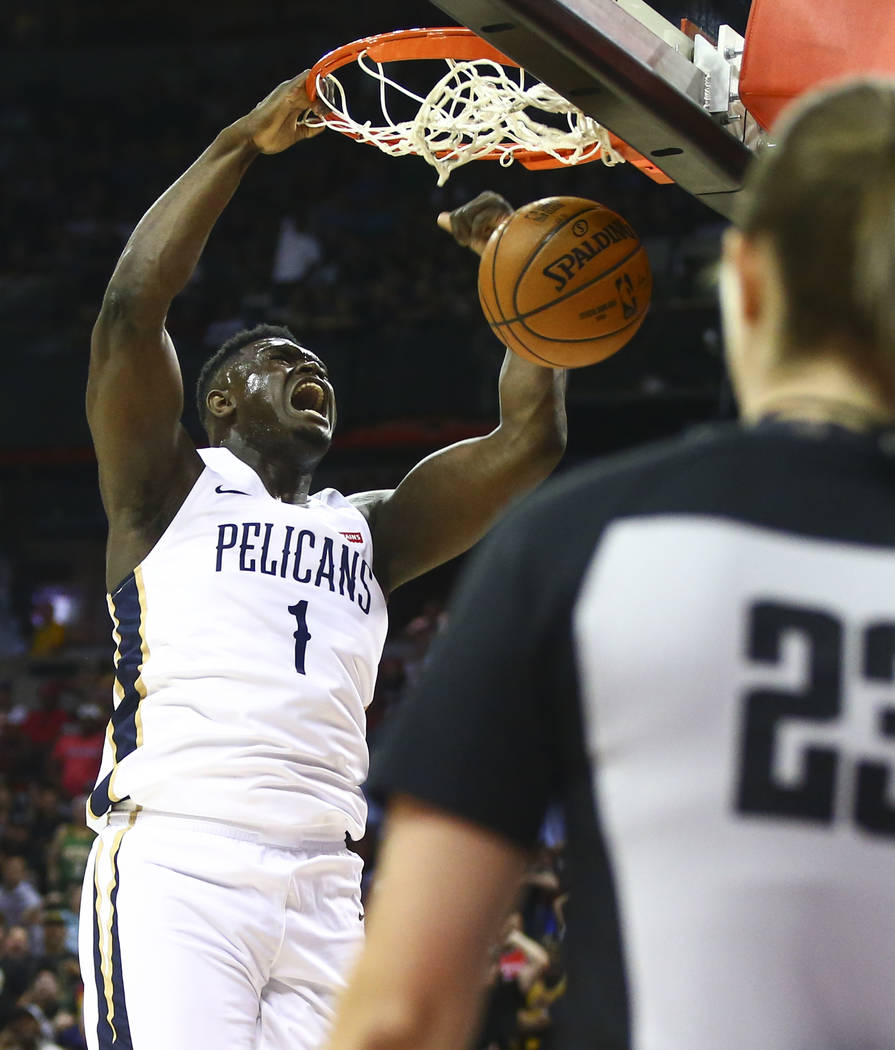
[87, 73, 323, 588]
[359, 193, 567, 593]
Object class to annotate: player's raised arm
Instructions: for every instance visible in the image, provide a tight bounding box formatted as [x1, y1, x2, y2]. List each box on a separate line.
[359, 193, 568, 594]
[86, 73, 324, 587]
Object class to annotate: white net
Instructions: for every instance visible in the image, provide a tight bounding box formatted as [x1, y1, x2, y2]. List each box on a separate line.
[315, 51, 625, 186]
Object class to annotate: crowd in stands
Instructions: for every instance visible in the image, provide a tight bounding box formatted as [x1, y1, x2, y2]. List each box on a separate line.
[473, 841, 568, 1050]
[0, 687, 98, 1048]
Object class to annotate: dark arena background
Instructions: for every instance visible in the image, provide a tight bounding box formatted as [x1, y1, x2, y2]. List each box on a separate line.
[0, 1, 746, 1045]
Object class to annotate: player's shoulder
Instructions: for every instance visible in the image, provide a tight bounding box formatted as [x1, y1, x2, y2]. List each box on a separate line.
[343, 488, 391, 521]
[312, 485, 354, 507]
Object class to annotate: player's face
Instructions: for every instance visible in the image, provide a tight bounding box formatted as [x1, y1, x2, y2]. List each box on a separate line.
[230, 338, 337, 448]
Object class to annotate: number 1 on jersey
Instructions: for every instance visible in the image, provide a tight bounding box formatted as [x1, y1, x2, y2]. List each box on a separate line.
[287, 600, 312, 674]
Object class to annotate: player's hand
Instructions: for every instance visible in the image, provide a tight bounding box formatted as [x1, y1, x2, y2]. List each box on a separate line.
[438, 191, 513, 256]
[238, 72, 326, 155]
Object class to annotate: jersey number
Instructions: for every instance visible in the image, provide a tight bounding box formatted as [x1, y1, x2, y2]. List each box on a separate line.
[735, 600, 895, 837]
[287, 600, 312, 675]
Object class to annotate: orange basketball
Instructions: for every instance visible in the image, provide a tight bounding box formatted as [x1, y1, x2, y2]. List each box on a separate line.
[478, 196, 652, 368]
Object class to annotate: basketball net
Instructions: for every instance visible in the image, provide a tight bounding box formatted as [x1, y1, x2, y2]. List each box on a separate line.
[315, 52, 625, 186]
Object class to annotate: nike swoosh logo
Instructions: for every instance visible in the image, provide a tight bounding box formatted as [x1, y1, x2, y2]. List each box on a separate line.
[215, 484, 250, 496]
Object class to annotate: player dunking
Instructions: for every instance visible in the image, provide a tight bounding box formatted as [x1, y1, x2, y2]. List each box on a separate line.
[328, 77, 895, 1050]
[79, 73, 566, 1050]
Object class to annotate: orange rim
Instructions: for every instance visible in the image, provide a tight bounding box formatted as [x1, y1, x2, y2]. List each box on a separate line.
[304, 26, 673, 182]
[305, 27, 519, 103]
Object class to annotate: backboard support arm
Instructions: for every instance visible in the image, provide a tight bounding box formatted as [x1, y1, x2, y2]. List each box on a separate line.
[430, 0, 752, 217]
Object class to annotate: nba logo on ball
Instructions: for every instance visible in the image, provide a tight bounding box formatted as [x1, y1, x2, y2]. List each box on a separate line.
[478, 196, 652, 368]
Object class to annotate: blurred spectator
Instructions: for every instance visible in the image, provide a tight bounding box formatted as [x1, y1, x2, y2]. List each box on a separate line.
[21, 690, 70, 757]
[0, 787, 12, 837]
[0, 686, 28, 733]
[0, 1006, 40, 1050]
[399, 600, 446, 689]
[518, 944, 567, 1050]
[365, 655, 406, 739]
[49, 710, 103, 800]
[271, 215, 322, 286]
[519, 847, 563, 947]
[0, 861, 41, 931]
[56, 889, 79, 961]
[24, 789, 66, 883]
[0, 1004, 63, 1050]
[0, 927, 38, 1016]
[539, 804, 566, 851]
[498, 912, 550, 992]
[49, 1011, 81, 1050]
[33, 915, 79, 1015]
[45, 800, 91, 898]
[0, 561, 25, 660]
[476, 912, 550, 1050]
[19, 971, 60, 1043]
[29, 605, 66, 660]
[0, 706, 30, 787]
[0, 827, 40, 897]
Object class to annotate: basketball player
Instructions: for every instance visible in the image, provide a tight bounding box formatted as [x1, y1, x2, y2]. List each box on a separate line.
[327, 77, 895, 1050]
[80, 73, 567, 1050]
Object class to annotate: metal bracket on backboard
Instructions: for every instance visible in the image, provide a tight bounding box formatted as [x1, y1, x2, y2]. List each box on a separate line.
[430, 0, 754, 217]
[692, 25, 767, 153]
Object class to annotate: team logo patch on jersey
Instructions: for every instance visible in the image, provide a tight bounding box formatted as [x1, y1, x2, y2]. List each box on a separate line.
[341, 531, 363, 543]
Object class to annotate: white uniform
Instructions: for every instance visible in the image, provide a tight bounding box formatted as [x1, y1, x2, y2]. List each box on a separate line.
[81, 447, 388, 1050]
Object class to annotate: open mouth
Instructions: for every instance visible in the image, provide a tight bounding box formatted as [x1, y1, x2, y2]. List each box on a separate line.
[290, 379, 327, 416]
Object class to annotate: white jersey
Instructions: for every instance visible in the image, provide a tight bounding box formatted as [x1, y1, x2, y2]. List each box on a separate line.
[88, 447, 388, 842]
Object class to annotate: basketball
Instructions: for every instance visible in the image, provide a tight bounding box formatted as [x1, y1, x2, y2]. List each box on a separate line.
[477, 196, 652, 368]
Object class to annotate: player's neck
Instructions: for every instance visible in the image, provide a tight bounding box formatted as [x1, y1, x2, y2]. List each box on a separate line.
[220, 437, 317, 504]
[741, 355, 895, 431]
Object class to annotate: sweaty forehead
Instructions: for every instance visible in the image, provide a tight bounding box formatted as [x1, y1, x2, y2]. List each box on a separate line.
[241, 338, 324, 367]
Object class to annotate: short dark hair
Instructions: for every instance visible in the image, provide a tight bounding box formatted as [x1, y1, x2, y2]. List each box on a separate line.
[195, 323, 300, 431]
[737, 78, 895, 366]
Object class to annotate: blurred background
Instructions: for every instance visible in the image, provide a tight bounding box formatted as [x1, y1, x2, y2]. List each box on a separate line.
[0, 1, 748, 1046]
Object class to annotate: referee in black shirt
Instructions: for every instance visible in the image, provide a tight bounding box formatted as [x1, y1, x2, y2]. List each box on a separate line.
[328, 78, 895, 1050]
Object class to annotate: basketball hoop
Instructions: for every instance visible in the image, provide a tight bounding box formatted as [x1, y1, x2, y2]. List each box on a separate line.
[304, 28, 671, 186]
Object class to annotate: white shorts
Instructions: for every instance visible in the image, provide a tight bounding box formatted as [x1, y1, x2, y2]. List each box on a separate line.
[79, 809, 364, 1050]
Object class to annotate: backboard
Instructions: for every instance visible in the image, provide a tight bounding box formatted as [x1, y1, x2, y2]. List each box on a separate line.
[428, 0, 755, 217]
[740, 0, 895, 129]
